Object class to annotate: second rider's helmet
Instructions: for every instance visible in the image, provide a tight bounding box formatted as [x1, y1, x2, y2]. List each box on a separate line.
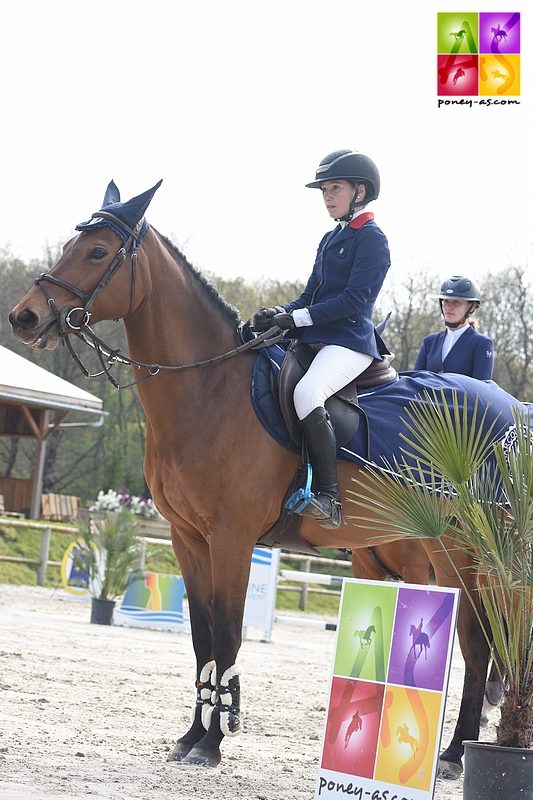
[437, 275, 481, 306]
[437, 275, 481, 327]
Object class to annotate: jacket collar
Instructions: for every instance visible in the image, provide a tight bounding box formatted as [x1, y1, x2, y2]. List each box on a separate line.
[348, 211, 374, 229]
[326, 212, 374, 247]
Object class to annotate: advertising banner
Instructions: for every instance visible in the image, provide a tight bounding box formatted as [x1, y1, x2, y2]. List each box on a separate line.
[243, 547, 280, 641]
[114, 571, 187, 631]
[315, 579, 460, 800]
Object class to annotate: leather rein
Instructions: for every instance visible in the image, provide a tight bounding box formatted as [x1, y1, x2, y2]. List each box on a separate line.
[35, 211, 285, 389]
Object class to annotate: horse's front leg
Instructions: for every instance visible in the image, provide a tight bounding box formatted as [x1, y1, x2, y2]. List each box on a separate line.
[167, 532, 216, 763]
[181, 535, 254, 768]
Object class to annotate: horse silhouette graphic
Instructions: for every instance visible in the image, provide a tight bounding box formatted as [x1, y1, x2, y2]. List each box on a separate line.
[453, 68, 466, 85]
[449, 30, 466, 42]
[344, 710, 363, 748]
[491, 69, 507, 81]
[491, 25, 508, 43]
[354, 624, 376, 649]
[397, 722, 418, 756]
[409, 619, 431, 660]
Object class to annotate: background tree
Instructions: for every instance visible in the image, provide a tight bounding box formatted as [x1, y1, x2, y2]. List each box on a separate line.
[480, 266, 533, 400]
[375, 272, 441, 370]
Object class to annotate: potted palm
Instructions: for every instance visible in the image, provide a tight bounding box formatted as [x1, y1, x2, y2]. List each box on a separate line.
[348, 390, 533, 799]
[73, 508, 143, 625]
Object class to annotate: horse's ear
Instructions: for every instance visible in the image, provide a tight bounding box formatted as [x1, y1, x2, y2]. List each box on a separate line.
[118, 179, 163, 228]
[102, 180, 121, 207]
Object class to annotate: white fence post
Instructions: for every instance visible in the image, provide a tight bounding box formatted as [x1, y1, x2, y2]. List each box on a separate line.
[37, 526, 52, 586]
[299, 557, 310, 611]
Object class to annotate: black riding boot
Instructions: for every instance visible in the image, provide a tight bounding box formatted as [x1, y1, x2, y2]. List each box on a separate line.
[298, 406, 342, 529]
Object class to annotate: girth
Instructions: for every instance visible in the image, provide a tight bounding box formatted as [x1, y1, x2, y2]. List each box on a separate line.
[277, 340, 397, 447]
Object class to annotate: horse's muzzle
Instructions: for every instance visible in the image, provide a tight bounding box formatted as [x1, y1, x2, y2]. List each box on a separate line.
[9, 307, 61, 350]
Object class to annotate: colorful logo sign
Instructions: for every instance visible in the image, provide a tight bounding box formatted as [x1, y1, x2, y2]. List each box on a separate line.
[61, 539, 103, 597]
[114, 572, 186, 630]
[315, 579, 459, 800]
[437, 12, 520, 99]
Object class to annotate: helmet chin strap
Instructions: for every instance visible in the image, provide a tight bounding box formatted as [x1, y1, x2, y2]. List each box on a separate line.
[335, 182, 365, 222]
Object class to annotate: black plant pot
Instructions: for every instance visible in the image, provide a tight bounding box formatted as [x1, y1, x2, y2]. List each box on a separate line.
[463, 740, 533, 799]
[90, 597, 116, 625]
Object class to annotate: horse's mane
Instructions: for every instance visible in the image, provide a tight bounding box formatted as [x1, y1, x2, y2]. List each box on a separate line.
[154, 229, 242, 326]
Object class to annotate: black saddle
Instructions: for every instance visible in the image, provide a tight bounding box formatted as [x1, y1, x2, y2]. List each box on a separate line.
[277, 340, 397, 447]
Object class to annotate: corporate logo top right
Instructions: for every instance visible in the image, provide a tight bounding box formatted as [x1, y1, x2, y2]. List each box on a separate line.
[437, 12, 520, 105]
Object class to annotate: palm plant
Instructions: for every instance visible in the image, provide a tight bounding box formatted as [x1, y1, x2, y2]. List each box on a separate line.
[348, 389, 533, 749]
[74, 508, 143, 601]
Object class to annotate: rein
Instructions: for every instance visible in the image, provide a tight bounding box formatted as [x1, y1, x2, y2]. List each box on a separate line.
[35, 212, 286, 389]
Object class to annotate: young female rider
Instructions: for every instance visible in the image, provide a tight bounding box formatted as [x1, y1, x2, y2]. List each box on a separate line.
[414, 275, 494, 380]
[252, 149, 391, 529]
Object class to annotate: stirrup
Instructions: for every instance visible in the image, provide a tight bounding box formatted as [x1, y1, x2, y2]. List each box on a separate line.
[285, 463, 314, 513]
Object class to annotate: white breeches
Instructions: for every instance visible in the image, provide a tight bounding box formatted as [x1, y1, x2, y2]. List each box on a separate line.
[293, 345, 374, 420]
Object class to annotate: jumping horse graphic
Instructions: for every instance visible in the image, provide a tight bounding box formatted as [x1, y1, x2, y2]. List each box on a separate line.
[397, 723, 419, 756]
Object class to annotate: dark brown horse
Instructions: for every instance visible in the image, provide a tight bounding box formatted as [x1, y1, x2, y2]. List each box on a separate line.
[9, 182, 490, 777]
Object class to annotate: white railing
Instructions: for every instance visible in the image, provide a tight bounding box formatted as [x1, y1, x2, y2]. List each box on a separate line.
[1, 512, 352, 610]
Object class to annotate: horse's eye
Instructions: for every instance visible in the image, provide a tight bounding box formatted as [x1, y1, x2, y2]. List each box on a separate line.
[90, 248, 107, 260]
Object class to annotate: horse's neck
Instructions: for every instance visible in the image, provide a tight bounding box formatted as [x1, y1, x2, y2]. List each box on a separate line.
[123, 233, 247, 427]
[128, 237, 236, 359]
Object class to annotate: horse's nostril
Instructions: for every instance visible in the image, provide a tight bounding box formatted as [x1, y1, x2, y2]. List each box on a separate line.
[10, 308, 39, 330]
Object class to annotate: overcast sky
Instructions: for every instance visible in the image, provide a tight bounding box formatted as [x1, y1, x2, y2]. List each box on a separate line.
[1, 0, 531, 289]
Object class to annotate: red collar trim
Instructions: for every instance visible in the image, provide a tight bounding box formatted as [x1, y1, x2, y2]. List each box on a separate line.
[348, 212, 374, 229]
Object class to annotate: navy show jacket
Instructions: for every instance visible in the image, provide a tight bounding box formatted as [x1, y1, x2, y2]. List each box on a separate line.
[284, 218, 391, 359]
[414, 325, 494, 380]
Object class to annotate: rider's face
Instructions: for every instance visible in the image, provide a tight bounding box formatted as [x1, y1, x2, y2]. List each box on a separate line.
[442, 299, 471, 325]
[320, 180, 359, 219]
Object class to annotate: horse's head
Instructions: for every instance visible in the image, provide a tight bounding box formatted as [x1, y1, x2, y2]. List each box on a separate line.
[9, 179, 162, 351]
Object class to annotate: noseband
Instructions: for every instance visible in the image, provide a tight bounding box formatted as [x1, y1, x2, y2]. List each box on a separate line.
[34, 211, 284, 389]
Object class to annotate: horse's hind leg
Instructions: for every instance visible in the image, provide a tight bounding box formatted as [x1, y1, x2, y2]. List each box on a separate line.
[481, 656, 504, 724]
[167, 534, 216, 763]
[427, 542, 490, 779]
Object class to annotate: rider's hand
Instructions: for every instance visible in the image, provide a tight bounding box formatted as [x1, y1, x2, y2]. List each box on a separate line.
[271, 312, 296, 330]
[252, 306, 284, 332]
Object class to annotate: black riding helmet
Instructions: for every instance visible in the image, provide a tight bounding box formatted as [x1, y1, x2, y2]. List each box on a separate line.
[437, 275, 481, 329]
[306, 150, 380, 221]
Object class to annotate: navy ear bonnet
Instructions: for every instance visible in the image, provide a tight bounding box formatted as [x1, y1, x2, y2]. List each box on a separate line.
[76, 179, 163, 245]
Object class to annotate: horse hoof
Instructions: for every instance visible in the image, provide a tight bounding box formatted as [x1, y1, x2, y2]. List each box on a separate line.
[167, 742, 193, 762]
[438, 758, 463, 780]
[484, 681, 503, 707]
[181, 747, 221, 768]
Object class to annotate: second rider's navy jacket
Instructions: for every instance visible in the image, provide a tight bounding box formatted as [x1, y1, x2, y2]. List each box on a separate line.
[414, 325, 494, 380]
[283, 215, 391, 359]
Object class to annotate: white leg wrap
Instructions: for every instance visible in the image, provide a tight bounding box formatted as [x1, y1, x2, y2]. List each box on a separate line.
[192, 660, 217, 728]
[199, 660, 216, 683]
[219, 664, 240, 685]
[217, 664, 242, 737]
[202, 703, 214, 730]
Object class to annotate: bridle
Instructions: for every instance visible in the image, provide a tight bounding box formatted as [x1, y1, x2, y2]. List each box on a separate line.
[34, 211, 285, 389]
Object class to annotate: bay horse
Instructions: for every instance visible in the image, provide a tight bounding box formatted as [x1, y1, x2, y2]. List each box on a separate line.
[9, 180, 492, 777]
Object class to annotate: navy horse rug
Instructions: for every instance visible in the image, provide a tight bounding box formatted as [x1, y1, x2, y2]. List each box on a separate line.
[251, 345, 532, 473]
